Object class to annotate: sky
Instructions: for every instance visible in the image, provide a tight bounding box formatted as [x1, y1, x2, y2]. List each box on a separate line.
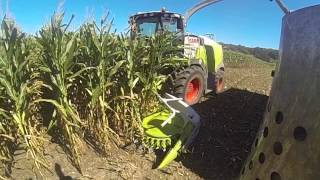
[3, 0, 320, 49]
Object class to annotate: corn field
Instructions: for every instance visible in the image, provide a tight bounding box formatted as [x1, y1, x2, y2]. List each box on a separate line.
[224, 50, 274, 68]
[0, 13, 185, 177]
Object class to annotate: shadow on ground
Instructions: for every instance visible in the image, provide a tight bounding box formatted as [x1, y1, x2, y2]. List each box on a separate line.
[180, 88, 268, 180]
[54, 163, 73, 180]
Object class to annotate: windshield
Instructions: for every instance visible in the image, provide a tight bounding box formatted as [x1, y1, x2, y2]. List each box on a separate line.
[136, 17, 159, 37]
[135, 15, 182, 37]
[162, 17, 179, 32]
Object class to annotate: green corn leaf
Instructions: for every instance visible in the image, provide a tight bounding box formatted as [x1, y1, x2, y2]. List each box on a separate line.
[62, 35, 77, 71]
[12, 113, 26, 135]
[35, 99, 68, 118]
[0, 78, 16, 101]
[68, 67, 95, 80]
[107, 60, 125, 79]
[91, 87, 101, 105]
[47, 110, 57, 131]
[131, 77, 140, 89]
[64, 103, 83, 126]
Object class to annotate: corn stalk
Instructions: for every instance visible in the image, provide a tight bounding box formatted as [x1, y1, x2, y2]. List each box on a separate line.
[36, 13, 91, 171]
[77, 15, 124, 150]
[0, 18, 47, 174]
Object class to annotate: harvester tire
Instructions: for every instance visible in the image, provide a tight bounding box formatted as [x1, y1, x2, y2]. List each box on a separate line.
[173, 66, 205, 105]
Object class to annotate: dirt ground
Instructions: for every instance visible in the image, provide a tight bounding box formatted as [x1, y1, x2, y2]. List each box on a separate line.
[2, 60, 275, 180]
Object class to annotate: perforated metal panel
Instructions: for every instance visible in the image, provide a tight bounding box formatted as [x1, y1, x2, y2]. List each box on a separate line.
[240, 5, 320, 180]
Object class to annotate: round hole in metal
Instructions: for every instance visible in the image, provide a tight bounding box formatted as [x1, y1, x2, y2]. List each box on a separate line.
[263, 127, 269, 137]
[275, 112, 283, 124]
[249, 160, 253, 170]
[294, 126, 307, 141]
[258, 153, 265, 164]
[273, 141, 283, 155]
[271, 172, 281, 180]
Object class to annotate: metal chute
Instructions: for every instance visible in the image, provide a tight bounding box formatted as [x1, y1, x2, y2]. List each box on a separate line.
[184, 0, 223, 26]
[272, 0, 291, 14]
[184, 0, 291, 26]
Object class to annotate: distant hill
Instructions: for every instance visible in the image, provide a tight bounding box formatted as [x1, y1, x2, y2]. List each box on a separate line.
[221, 43, 279, 63]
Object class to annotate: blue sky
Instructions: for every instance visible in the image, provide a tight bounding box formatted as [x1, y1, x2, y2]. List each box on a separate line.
[4, 0, 320, 49]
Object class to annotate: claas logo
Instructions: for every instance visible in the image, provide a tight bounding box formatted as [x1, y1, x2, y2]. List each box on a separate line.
[187, 37, 200, 44]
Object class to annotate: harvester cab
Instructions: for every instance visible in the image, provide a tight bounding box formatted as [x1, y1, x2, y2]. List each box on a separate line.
[129, 8, 184, 38]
